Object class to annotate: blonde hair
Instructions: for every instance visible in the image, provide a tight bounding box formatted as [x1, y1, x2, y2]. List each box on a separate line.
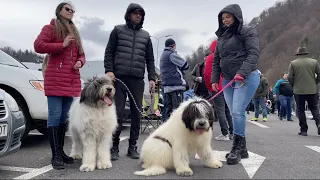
[54, 2, 84, 54]
[42, 54, 49, 77]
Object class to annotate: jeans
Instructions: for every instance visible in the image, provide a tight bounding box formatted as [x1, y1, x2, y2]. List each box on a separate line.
[161, 89, 166, 122]
[223, 70, 260, 137]
[211, 92, 233, 136]
[294, 94, 320, 132]
[164, 90, 184, 121]
[113, 77, 144, 147]
[253, 98, 267, 118]
[279, 95, 293, 120]
[276, 99, 281, 115]
[47, 96, 74, 127]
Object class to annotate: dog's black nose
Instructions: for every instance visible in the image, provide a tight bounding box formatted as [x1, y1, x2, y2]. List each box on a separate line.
[107, 88, 112, 92]
[198, 122, 206, 127]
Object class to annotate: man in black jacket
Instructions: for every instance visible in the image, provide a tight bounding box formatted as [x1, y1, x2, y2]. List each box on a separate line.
[104, 3, 156, 161]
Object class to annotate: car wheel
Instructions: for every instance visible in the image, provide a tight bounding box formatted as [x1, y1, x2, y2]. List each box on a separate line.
[37, 127, 48, 136]
[12, 95, 32, 141]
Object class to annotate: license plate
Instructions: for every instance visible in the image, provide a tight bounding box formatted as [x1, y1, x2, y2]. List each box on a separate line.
[0, 124, 8, 137]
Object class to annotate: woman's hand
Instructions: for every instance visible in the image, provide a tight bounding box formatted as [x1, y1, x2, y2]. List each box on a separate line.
[211, 83, 219, 92]
[73, 60, 82, 70]
[234, 74, 244, 82]
[63, 35, 75, 48]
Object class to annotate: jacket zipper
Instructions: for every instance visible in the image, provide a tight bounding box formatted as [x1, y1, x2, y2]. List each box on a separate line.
[71, 44, 74, 97]
[130, 30, 136, 76]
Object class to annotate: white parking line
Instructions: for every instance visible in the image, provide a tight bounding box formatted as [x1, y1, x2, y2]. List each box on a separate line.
[1, 136, 129, 179]
[0, 166, 36, 172]
[13, 165, 53, 180]
[247, 120, 270, 128]
[306, 146, 320, 153]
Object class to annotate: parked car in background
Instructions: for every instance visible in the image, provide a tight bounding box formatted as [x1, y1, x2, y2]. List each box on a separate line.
[0, 89, 25, 157]
[0, 49, 47, 141]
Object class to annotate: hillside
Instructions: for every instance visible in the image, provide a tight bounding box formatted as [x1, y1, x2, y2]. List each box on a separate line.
[251, 0, 320, 84]
[185, 0, 320, 86]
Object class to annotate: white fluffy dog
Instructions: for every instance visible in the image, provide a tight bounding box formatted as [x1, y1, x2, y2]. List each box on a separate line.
[68, 75, 118, 172]
[134, 97, 222, 176]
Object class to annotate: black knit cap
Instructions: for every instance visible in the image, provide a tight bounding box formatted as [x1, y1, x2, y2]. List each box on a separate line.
[165, 38, 176, 47]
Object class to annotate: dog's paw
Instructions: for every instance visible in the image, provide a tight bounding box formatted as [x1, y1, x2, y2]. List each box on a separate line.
[207, 159, 223, 169]
[176, 168, 193, 176]
[79, 164, 95, 172]
[97, 160, 112, 169]
[70, 153, 82, 160]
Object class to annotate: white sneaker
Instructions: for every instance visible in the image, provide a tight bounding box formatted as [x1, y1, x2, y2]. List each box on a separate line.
[215, 134, 230, 141]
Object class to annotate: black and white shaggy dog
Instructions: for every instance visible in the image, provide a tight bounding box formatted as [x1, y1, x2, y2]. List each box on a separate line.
[134, 97, 222, 176]
[68, 75, 117, 172]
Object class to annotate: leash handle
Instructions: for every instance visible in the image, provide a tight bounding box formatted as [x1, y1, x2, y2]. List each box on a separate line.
[207, 79, 246, 102]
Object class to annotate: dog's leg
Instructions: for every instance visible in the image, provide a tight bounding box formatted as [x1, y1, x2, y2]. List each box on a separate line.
[97, 134, 112, 169]
[70, 129, 83, 160]
[197, 145, 222, 169]
[79, 133, 96, 172]
[173, 145, 193, 176]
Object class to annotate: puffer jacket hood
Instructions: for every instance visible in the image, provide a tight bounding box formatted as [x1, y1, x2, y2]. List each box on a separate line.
[204, 40, 223, 92]
[209, 39, 217, 53]
[216, 4, 244, 36]
[124, 3, 145, 27]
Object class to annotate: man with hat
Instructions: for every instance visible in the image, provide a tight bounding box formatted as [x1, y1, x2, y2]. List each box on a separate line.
[160, 38, 189, 121]
[288, 47, 320, 136]
[104, 3, 156, 160]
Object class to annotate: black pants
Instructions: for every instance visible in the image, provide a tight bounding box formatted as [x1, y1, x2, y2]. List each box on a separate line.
[211, 92, 233, 135]
[164, 90, 184, 121]
[113, 77, 144, 147]
[294, 94, 320, 132]
[271, 100, 276, 113]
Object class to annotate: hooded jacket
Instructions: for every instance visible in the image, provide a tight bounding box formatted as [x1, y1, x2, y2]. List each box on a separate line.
[204, 40, 223, 92]
[104, 3, 156, 81]
[211, 4, 260, 83]
[253, 74, 269, 99]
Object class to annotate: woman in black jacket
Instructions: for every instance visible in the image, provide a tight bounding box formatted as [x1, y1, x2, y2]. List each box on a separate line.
[211, 4, 260, 165]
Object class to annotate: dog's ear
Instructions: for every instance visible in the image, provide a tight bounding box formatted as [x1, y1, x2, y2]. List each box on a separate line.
[181, 103, 197, 131]
[79, 86, 86, 103]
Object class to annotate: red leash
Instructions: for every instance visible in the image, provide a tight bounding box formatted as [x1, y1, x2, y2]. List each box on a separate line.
[207, 79, 245, 102]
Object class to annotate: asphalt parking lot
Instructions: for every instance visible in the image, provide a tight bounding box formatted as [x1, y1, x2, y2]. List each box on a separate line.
[1, 113, 320, 179]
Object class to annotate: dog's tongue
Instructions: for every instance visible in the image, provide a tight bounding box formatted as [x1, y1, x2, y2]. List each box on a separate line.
[196, 129, 205, 135]
[104, 97, 112, 106]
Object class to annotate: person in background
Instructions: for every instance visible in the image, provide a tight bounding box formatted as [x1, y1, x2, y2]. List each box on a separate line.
[288, 47, 320, 136]
[251, 71, 269, 122]
[34, 2, 85, 169]
[268, 86, 276, 114]
[211, 4, 260, 165]
[104, 3, 156, 160]
[191, 53, 210, 99]
[160, 38, 189, 121]
[204, 40, 233, 141]
[273, 72, 294, 121]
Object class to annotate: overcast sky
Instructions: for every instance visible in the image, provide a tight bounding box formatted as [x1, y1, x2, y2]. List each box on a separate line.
[0, 0, 281, 67]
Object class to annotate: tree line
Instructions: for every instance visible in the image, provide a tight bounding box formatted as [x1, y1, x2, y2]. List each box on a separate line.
[0, 46, 44, 63]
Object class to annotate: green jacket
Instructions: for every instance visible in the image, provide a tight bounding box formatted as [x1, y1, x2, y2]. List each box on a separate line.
[253, 75, 269, 99]
[288, 57, 320, 95]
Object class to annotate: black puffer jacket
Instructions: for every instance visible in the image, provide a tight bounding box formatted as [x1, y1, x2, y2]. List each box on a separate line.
[104, 3, 156, 81]
[211, 4, 260, 83]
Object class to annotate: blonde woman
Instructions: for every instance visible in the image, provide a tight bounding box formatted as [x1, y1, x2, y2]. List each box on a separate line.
[34, 2, 85, 169]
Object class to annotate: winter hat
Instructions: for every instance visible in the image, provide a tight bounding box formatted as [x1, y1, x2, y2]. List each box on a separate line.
[165, 38, 176, 47]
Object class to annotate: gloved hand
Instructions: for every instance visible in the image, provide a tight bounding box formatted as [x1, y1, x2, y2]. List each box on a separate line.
[234, 74, 244, 82]
[211, 83, 219, 92]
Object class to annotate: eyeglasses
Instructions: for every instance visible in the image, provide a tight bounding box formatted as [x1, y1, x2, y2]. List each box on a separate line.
[65, 7, 75, 13]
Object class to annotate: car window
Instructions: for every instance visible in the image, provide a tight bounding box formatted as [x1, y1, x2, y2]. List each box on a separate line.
[0, 50, 27, 68]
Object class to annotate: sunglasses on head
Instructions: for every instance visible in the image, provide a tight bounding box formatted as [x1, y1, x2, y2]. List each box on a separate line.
[65, 7, 75, 13]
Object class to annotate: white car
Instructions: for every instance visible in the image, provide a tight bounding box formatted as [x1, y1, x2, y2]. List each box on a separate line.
[0, 50, 47, 140]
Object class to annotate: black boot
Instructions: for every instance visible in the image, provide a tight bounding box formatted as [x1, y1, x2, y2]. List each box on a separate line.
[225, 137, 249, 159]
[127, 144, 140, 159]
[226, 134, 244, 165]
[47, 126, 64, 170]
[59, 124, 74, 164]
[110, 146, 119, 161]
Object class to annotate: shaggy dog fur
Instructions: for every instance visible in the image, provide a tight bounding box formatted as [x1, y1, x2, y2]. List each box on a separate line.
[69, 75, 118, 172]
[134, 97, 223, 176]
